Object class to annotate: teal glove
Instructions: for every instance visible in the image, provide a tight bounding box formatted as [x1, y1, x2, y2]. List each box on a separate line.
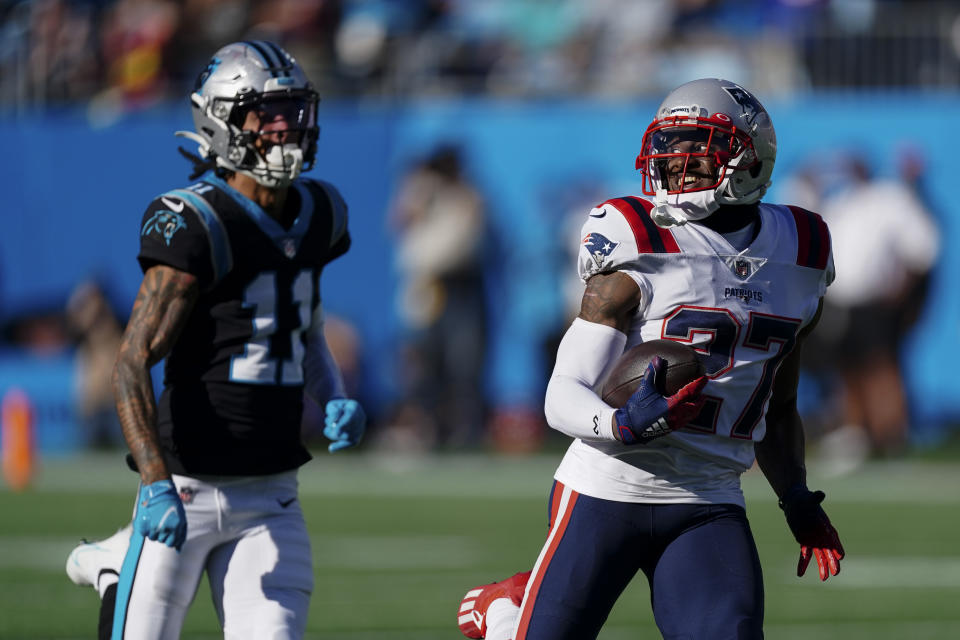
[134, 479, 187, 551]
[324, 399, 366, 453]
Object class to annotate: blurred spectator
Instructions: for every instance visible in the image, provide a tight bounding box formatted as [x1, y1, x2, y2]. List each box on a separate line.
[165, 0, 255, 94]
[385, 144, 489, 450]
[2, 0, 958, 109]
[96, 0, 180, 107]
[4, 0, 100, 105]
[1, 308, 69, 356]
[815, 153, 940, 473]
[65, 280, 124, 449]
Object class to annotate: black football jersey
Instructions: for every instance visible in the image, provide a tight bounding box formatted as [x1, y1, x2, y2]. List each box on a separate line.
[137, 174, 350, 476]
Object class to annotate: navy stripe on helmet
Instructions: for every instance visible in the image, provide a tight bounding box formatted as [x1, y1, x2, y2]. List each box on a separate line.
[263, 41, 293, 76]
[244, 40, 280, 76]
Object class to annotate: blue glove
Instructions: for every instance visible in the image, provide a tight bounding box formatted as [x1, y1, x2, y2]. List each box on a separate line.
[613, 356, 706, 445]
[324, 398, 366, 453]
[134, 479, 187, 551]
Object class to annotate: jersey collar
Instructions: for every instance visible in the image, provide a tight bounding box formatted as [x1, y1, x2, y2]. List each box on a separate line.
[205, 174, 314, 258]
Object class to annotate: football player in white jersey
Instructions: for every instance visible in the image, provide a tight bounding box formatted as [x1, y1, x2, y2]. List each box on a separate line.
[64, 41, 366, 640]
[457, 78, 844, 640]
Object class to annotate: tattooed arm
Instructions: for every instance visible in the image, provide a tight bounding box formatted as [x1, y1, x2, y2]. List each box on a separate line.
[578, 271, 644, 330]
[543, 271, 643, 441]
[112, 264, 199, 484]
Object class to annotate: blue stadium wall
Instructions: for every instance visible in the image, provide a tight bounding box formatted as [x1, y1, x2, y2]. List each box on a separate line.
[1, 93, 958, 451]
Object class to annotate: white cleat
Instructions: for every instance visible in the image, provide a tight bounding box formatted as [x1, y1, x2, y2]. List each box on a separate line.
[66, 525, 132, 588]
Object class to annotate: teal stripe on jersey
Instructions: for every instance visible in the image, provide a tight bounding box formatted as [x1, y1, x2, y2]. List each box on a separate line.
[111, 529, 145, 639]
[167, 188, 233, 284]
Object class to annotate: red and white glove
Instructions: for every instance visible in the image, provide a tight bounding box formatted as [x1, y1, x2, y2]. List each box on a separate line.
[779, 485, 845, 581]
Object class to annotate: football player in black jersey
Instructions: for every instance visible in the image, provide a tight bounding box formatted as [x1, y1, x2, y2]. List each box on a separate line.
[64, 41, 366, 640]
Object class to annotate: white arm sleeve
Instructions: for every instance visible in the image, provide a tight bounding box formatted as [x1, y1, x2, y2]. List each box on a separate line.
[303, 304, 347, 406]
[544, 317, 627, 442]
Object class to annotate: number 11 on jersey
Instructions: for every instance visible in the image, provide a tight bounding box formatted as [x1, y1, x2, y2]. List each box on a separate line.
[230, 270, 313, 385]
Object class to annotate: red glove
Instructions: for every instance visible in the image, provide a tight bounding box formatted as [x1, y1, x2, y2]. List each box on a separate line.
[779, 485, 845, 580]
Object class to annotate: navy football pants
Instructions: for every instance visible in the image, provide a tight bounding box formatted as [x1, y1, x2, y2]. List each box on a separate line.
[515, 481, 764, 640]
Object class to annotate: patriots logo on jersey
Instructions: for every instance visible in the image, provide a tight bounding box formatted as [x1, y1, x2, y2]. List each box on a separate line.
[582, 232, 620, 269]
[141, 210, 187, 246]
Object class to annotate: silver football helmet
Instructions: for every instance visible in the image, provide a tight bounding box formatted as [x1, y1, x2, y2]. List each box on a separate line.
[176, 41, 319, 188]
[635, 78, 777, 227]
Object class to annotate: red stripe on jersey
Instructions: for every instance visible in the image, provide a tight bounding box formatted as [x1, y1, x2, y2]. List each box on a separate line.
[788, 205, 830, 269]
[812, 213, 830, 269]
[603, 196, 681, 254]
[515, 483, 579, 640]
[790, 205, 812, 266]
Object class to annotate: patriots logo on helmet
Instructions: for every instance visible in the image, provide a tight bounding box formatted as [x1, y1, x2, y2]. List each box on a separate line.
[723, 85, 763, 125]
[582, 232, 620, 269]
[142, 210, 187, 246]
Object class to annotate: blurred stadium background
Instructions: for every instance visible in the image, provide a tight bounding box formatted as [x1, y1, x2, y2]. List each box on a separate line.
[2, 0, 960, 637]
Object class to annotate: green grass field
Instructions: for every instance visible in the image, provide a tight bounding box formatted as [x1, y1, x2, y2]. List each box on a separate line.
[2, 450, 960, 639]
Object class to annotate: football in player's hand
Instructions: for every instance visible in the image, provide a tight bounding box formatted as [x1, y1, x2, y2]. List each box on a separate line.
[601, 340, 706, 407]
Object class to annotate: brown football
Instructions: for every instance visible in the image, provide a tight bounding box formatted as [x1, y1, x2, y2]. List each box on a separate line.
[601, 340, 705, 407]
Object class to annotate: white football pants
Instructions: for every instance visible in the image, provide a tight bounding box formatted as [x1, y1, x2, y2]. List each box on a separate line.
[112, 471, 313, 640]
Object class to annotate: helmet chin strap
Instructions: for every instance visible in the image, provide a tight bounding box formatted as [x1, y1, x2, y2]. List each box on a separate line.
[263, 143, 304, 182]
[651, 187, 720, 228]
[238, 143, 304, 188]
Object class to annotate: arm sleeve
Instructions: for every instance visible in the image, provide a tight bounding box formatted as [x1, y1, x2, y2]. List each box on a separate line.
[303, 303, 347, 407]
[544, 318, 628, 442]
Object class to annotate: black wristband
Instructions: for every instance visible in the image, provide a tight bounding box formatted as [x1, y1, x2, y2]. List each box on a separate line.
[777, 483, 810, 510]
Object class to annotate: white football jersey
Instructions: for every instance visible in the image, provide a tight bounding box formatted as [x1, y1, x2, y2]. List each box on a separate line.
[554, 195, 834, 506]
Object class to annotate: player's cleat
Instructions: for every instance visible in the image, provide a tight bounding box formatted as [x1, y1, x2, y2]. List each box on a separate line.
[457, 570, 531, 639]
[66, 525, 132, 588]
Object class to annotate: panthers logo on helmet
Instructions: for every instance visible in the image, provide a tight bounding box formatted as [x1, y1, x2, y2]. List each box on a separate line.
[195, 56, 221, 91]
[142, 210, 187, 246]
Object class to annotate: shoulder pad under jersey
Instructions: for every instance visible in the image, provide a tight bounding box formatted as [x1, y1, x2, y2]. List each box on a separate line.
[299, 178, 350, 255]
[138, 183, 232, 289]
[577, 195, 680, 282]
[785, 204, 834, 286]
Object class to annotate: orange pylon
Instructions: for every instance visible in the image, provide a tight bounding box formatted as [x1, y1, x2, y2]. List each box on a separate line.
[2, 388, 36, 491]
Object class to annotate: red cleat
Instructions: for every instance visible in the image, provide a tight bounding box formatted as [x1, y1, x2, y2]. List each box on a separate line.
[457, 570, 531, 638]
